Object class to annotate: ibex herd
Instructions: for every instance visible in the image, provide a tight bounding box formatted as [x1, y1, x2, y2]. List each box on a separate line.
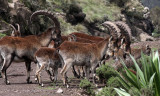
[0, 10, 151, 87]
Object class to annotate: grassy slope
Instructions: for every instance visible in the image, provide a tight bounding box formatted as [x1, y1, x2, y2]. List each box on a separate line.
[48, 0, 122, 35]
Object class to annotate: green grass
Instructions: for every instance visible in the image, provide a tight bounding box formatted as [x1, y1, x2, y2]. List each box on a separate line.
[78, 0, 121, 22]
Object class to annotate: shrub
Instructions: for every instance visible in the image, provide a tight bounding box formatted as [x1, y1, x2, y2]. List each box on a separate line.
[96, 64, 119, 84]
[96, 86, 117, 96]
[0, 33, 6, 38]
[79, 79, 95, 95]
[107, 77, 122, 88]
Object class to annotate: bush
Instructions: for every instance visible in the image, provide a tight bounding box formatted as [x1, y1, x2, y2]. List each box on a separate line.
[96, 86, 117, 96]
[79, 79, 95, 95]
[0, 33, 6, 38]
[96, 64, 118, 84]
[107, 77, 122, 88]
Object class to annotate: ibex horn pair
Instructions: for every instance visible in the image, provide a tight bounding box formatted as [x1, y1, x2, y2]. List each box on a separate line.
[10, 23, 20, 33]
[102, 21, 120, 39]
[114, 21, 131, 42]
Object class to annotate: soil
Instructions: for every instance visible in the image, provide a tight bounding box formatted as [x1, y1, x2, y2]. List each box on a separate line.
[0, 62, 86, 96]
[0, 41, 159, 96]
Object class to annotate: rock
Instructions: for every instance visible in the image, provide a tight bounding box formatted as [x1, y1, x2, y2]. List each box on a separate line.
[139, 32, 154, 41]
[66, 4, 86, 25]
[135, 27, 154, 41]
[56, 88, 63, 93]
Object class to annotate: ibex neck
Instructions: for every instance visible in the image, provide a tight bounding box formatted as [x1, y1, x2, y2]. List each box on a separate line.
[38, 29, 52, 47]
[97, 38, 109, 59]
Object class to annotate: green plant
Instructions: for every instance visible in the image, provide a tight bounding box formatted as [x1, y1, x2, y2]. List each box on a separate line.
[115, 51, 160, 96]
[107, 77, 122, 88]
[0, 33, 6, 37]
[96, 64, 118, 84]
[79, 79, 95, 95]
[96, 86, 117, 96]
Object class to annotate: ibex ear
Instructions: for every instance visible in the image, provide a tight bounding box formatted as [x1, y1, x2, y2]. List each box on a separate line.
[109, 36, 113, 42]
[68, 37, 72, 41]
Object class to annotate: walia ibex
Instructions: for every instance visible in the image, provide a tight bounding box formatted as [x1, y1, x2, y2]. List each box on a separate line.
[34, 47, 64, 86]
[114, 21, 132, 58]
[0, 10, 61, 85]
[58, 24, 119, 87]
[10, 23, 21, 37]
[69, 21, 122, 78]
[112, 45, 151, 71]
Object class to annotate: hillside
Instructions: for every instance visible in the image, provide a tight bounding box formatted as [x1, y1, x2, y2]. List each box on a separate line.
[0, 0, 158, 41]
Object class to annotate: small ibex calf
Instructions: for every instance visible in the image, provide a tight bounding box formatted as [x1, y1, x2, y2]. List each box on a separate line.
[34, 47, 63, 86]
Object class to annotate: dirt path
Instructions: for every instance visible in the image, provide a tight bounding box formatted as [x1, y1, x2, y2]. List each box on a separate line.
[0, 62, 86, 96]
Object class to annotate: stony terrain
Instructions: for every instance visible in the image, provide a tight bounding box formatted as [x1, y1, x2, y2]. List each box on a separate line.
[0, 62, 86, 96]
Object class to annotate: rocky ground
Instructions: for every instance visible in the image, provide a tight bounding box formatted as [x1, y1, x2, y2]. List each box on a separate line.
[0, 62, 87, 96]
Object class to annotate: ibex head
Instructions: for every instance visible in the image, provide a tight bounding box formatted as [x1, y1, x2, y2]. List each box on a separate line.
[114, 21, 132, 55]
[30, 10, 62, 45]
[102, 21, 120, 55]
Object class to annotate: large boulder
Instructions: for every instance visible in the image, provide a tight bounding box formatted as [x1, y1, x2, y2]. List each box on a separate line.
[135, 27, 154, 41]
[66, 4, 86, 25]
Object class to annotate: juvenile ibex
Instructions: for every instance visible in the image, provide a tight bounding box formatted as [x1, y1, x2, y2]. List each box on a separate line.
[0, 10, 61, 85]
[34, 47, 63, 86]
[58, 25, 119, 87]
[10, 23, 21, 37]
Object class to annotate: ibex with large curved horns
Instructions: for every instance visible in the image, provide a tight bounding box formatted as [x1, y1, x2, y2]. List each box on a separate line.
[114, 21, 132, 58]
[0, 10, 61, 85]
[10, 23, 21, 37]
[58, 24, 119, 87]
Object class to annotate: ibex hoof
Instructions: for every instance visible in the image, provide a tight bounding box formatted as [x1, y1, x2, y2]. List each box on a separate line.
[35, 78, 38, 82]
[6, 80, 10, 85]
[41, 83, 44, 87]
[50, 76, 54, 81]
[66, 84, 70, 88]
[27, 81, 32, 84]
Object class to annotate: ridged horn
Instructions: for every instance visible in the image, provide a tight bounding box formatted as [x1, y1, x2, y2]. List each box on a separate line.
[30, 10, 60, 30]
[102, 21, 119, 39]
[9, 24, 16, 32]
[114, 21, 131, 42]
